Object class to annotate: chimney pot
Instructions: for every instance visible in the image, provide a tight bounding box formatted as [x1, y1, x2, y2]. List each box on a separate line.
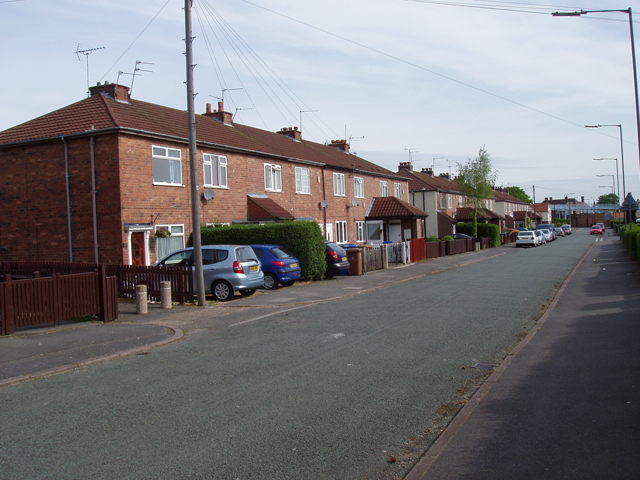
[206, 103, 212, 114]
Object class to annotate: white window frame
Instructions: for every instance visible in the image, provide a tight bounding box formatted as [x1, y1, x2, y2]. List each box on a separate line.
[264, 163, 282, 192]
[335, 220, 348, 243]
[154, 224, 185, 260]
[394, 182, 402, 199]
[447, 194, 453, 209]
[295, 167, 311, 194]
[333, 172, 346, 197]
[380, 181, 388, 197]
[440, 193, 445, 209]
[458, 195, 463, 207]
[354, 177, 364, 198]
[356, 221, 364, 242]
[203, 153, 228, 188]
[152, 146, 182, 186]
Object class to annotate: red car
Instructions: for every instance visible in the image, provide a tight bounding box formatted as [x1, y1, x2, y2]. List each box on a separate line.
[590, 225, 604, 235]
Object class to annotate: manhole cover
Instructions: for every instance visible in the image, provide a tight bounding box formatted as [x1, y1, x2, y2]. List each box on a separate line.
[471, 363, 496, 370]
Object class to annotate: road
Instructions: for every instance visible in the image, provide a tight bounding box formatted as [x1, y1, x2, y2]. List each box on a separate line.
[0, 231, 596, 479]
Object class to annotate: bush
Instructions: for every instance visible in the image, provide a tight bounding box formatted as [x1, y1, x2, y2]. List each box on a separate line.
[621, 223, 640, 261]
[188, 221, 327, 280]
[456, 222, 500, 248]
[426, 235, 440, 242]
[442, 235, 454, 241]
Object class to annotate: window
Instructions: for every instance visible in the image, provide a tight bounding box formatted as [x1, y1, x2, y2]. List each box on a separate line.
[356, 221, 364, 242]
[458, 195, 463, 207]
[295, 167, 311, 194]
[335, 221, 347, 243]
[333, 172, 346, 196]
[394, 182, 402, 199]
[354, 177, 364, 198]
[447, 194, 453, 209]
[380, 181, 388, 197]
[440, 193, 445, 209]
[155, 224, 185, 260]
[203, 153, 227, 188]
[264, 163, 282, 192]
[153, 146, 182, 185]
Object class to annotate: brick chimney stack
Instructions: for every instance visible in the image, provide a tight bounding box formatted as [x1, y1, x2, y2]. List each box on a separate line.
[421, 167, 434, 177]
[89, 81, 130, 103]
[439, 173, 451, 180]
[398, 162, 413, 172]
[277, 127, 302, 141]
[330, 139, 349, 153]
[203, 101, 233, 125]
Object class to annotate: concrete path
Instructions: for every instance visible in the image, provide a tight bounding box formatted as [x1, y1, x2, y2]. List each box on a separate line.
[405, 232, 640, 479]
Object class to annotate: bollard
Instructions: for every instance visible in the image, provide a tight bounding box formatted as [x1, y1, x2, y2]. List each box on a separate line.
[136, 284, 148, 315]
[474, 242, 480, 252]
[160, 281, 172, 310]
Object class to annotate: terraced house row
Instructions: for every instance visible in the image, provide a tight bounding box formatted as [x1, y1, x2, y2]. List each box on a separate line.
[0, 82, 428, 266]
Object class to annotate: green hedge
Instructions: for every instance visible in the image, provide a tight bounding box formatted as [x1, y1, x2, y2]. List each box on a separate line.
[456, 222, 500, 248]
[188, 221, 327, 280]
[621, 223, 640, 261]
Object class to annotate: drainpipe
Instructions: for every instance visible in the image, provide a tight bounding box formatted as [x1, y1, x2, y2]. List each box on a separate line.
[90, 135, 99, 263]
[322, 166, 327, 237]
[61, 136, 73, 261]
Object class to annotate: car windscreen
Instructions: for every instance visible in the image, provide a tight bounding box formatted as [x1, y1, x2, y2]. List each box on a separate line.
[518, 232, 532, 237]
[236, 246, 258, 263]
[270, 247, 294, 259]
[326, 243, 346, 255]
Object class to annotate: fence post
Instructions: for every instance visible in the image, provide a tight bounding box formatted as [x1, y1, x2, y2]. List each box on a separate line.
[2, 274, 14, 335]
[382, 245, 389, 269]
[98, 264, 108, 323]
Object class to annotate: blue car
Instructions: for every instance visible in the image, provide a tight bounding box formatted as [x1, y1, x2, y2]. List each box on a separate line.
[250, 245, 302, 290]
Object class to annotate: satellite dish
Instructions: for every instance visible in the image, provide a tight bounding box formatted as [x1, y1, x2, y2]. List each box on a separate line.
[320, 200, 329, 208]
[351, 198, 359, 207]
[202, 189, 215, 201]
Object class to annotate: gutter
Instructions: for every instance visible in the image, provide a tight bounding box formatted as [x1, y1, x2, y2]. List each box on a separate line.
[61, 136, 73, 261]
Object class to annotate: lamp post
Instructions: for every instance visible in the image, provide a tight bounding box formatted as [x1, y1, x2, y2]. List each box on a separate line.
[555, 9, 640, 189]
[586, 124, 626, 202]
[596, 174, 616, 202]
[593, 157, 620, 204]
[563, 192, 575, 220]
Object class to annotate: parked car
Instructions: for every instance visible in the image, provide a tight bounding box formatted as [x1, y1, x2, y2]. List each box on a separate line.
[534, 230, 546, 245]
[250, 244, 301, 290]
[155, 245, 263, 301]
[451, 233, 472, 239]
[590, 225, 604, 235]
[540, 228, 553, 243]
[516, 230, 538, 247]
[325, 242, 350, 279]
[596, 222, 606, 232]
[537, 224, 557, 240]
[555, 227, 565, 237]
[561, 224, 572, 235]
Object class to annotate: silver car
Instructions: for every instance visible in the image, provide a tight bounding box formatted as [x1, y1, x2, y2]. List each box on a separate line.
[155, 245, 264, 301]
[516, 230, 538, 248]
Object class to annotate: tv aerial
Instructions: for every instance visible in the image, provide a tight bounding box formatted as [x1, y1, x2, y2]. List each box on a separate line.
[75, 44, 105, 95]
[116, 60, 154, 97]
[404, 147, 418, 164]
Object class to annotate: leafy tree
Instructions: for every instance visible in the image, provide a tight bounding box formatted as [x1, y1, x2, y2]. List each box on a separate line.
[507, 186, 532, 203]
[597, 193, 619, 205]
[456, 147, 499, 237]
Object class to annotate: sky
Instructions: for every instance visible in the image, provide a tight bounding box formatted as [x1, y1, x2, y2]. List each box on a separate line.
[2, 0, 640, 205]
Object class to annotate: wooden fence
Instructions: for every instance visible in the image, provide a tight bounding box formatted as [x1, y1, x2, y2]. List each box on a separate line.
[363, 246, 383, 273]
[0, 261, 193, 304]
[1, 268, 118, 336]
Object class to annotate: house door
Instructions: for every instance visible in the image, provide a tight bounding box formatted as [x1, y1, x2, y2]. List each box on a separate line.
[131, 232, 146, 265]
[389, 222, 402, 243]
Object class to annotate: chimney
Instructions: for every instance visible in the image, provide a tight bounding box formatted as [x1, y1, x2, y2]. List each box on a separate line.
[277, 126, 302, 142]
[421, 167, 434, 177]
[203, 101, 233, 125]
[330, 139, 349, 153]
[439, 172, 451, 180]
[89, 81, 130, 103]
[581, 196, 585, 203]
[398, 162, 413, 172]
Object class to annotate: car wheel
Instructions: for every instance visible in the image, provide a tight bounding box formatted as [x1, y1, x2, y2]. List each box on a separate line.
[262, 273, 278, 290]
[212, 280, 233, 301]
[240, 288, 256, 296]
[281, 280, 295, 287]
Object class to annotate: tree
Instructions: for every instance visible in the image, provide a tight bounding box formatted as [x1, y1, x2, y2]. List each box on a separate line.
[507, 186, 532, 203]
[456, 147, 499, 237]
[597, 193, 619, 205]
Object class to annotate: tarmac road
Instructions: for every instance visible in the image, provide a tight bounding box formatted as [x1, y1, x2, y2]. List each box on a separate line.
[0, 230, 601, 479]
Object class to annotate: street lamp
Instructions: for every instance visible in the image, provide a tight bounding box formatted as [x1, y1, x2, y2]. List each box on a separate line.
[563, 192, 575, 220]
[586, 125, 626, 202]
[555, 9, 640, 189]
[593, 157, 620, 203]
[596, 174, 616, 202]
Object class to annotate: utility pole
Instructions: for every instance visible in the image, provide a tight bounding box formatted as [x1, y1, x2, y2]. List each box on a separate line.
[185, 0, 206, 306]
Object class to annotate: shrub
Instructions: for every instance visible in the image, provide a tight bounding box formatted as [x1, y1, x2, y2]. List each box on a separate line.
[442, 235, 454, 241]
[621, 223, 640, 261]
[188, 221, 327, 280]
[456, 222, 500, 248]
[426, 235, 440, 242]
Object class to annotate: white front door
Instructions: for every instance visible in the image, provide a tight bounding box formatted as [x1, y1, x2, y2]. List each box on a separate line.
[389, 222, 402, 242]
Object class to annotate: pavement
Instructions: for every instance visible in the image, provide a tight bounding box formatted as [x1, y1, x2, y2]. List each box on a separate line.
[1, 230, 638, 477]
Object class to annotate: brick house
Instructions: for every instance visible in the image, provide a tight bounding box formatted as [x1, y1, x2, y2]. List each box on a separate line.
[398, 163, 503, 237]
[492, 188, 533, 229]
[0, 82, 421, 265]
